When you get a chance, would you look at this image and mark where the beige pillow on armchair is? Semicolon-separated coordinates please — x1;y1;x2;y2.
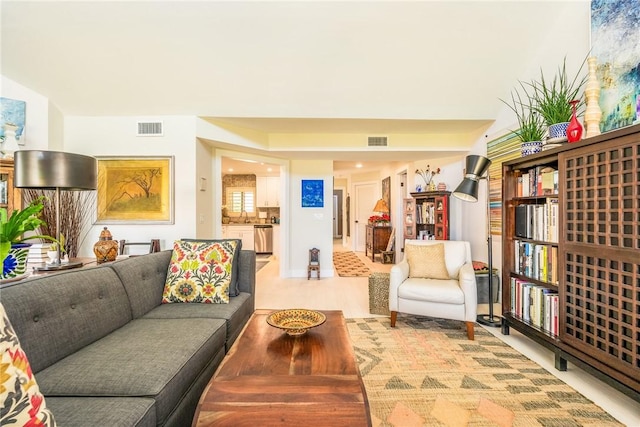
405;243;450;279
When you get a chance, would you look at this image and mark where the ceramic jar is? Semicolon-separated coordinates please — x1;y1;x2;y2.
93;227;118;264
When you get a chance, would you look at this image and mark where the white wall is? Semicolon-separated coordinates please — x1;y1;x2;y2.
195;139;214;238
288;159;333;277
1;75;54;150
64;116;198;256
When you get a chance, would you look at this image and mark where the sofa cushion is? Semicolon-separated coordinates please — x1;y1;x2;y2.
406;243;450;279
36;318;226;426
163;240;238;304
0;302;56;427
1;267;133;373
182;238;242;297
144;292;253;350
46;397;156;427
110;250;172;319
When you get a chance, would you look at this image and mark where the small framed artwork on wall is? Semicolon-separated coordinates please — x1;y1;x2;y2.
301;179;324;207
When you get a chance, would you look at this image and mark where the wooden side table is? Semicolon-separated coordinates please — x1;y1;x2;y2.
365;225;391;262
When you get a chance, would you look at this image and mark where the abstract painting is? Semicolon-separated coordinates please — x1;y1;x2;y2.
96;156;174;223
301;179;324;207
0;97;26;144
591;0;640;132
487;131;521;235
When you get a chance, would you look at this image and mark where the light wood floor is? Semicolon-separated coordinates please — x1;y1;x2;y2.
255;242;640;426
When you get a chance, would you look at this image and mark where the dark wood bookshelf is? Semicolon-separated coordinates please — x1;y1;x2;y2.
501;123;640;402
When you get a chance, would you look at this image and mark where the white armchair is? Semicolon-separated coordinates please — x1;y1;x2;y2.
389;240;477;340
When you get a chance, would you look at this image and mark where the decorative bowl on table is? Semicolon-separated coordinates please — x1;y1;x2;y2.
266;309;326;336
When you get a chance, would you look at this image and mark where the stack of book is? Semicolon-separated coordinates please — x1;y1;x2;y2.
510;278;559;336
27;243;52;264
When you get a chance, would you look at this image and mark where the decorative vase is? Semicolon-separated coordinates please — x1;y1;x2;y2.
428;181;436;191
437;182;447;191
93;227;119;264
584;56;602;138
1;123;19;158
1;243;31;280
567;100;583;143
521;140;543;157
47;250;59;264
548;122;569;140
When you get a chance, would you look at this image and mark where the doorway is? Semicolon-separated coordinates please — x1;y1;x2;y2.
354;182;377;252
333;190;343;239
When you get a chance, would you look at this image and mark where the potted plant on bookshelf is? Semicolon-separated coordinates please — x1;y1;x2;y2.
528;57;587;143
501;82;546;156
0;197;57;280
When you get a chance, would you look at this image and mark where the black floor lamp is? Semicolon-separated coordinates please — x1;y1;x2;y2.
15;150;97;271
453;154;501;327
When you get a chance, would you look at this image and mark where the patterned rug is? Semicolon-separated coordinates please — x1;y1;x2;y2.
347;316;620;427
333;251;371;277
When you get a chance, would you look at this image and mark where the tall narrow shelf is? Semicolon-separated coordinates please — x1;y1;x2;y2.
0;158;22;214
402;191;450;242
501;124;640;401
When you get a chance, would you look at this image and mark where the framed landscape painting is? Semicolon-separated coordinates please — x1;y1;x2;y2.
96;156;174;224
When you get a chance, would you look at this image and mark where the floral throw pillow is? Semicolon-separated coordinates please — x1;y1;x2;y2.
162;240;238;304
1;302;56;427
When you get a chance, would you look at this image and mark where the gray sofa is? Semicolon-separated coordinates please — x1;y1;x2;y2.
1;249;256;427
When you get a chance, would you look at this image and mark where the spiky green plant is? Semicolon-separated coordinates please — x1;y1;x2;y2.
527;57;587;126
501;82;546;142
0;197;58;267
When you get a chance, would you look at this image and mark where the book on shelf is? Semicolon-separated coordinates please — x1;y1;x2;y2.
510;277;559;337
517;166;558;197
514;240;558;284
513;199;558;243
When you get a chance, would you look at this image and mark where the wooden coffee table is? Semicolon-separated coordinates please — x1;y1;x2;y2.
192;309;371;426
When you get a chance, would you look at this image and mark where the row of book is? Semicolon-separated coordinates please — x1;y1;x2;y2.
510;278;559;337
415;202;436;225
516;166;558;197
515;199;559;242
514;240;558;284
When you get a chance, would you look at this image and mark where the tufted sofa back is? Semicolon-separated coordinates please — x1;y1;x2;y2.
1;266;133;373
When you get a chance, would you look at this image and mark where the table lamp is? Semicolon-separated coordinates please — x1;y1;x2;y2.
15;150;97;271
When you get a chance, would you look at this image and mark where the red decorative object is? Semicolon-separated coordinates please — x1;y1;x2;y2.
567;100;583;143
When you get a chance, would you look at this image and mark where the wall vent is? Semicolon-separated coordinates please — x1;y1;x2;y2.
137;121;163;136
367;136;388;147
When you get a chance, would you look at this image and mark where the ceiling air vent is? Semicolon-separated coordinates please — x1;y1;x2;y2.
367;136;388;147
137;121;163;136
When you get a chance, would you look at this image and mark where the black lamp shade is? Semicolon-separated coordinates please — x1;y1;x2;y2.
14;150;97;190
452;155;491;202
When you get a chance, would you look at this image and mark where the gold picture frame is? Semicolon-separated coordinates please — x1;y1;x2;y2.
96;156;174;224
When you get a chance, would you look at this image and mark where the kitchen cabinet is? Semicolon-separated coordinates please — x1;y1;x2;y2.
256;176;280;207
223;225;255;251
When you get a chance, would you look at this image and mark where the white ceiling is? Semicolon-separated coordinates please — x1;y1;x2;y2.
1;1;591;170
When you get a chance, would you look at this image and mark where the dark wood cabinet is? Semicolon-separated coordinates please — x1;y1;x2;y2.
0;158;22;214
501;124;640;401
365;225;391;262
403;191;450;242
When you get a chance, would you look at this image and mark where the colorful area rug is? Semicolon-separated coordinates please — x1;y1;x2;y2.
333;251;371;277
347;316;620;427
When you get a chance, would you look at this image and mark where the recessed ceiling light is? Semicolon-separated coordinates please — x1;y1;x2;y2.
356;163;363;168
228;168;234;172
267;167;273;172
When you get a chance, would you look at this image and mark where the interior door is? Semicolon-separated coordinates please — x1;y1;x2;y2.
354;182;377;252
